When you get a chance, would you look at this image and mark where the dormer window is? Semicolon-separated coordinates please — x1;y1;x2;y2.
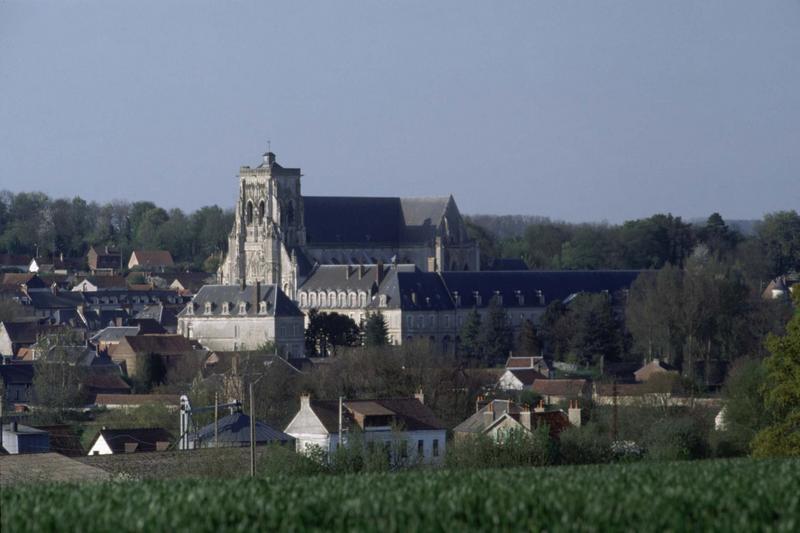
516;290;524;306
239;302;248;315
453;291;460;307
473;291;482;306
259;301;267;314
379;294;387;307
221;302;230;315
204;302;212;314
186;303;194;315
494;291;502;306
536;290;545;305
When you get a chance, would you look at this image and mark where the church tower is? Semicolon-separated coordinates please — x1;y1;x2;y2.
219;151;304;289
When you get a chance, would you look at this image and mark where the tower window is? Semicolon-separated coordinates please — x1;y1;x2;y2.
246;201;254;225
258;200;265;224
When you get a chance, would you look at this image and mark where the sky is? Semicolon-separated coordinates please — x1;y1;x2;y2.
1;1;798;223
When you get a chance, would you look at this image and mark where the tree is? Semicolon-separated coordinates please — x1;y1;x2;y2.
304;310;361;357
698;213;740;259
480;299;513;366
719;358;769;455
516;318;541;357
756;210;800;279
458;307;483;361
538;301;572;361
568;293;622;367
363;312;390;347
752;291;800;457
32;332;86;410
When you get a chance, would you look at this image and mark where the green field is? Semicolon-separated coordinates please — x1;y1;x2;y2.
2;458;799;532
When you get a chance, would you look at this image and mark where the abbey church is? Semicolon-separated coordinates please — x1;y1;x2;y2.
219;151;480;298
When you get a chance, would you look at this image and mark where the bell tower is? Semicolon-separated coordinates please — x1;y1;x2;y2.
219;151;304;286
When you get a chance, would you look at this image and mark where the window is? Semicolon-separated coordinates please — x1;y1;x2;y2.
516;290;524;306
428;315;435;328
186;303;194;315
259;301;267;314
221;302;230;315
359;292;367;306
443;315;450;328
494;291;502;306
300;292;307;307
339;293;347;307
417;439;424;457
319;292;327;307
204;302;212;314
379;294;387;307
433;439;439;457
240;302;248;314
246;201;254;224
453;291;460;307
473;291;482;306
349;293;357;307
310;293;317;307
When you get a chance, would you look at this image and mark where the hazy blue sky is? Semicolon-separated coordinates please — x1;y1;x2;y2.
1;1;798;223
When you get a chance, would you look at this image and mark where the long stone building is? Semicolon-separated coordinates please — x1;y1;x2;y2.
218;151;480;299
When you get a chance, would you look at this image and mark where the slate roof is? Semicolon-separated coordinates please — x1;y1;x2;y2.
0;320;52;345
308;397;446;434
440;270;642;308
170;272;213;293
0;254;32;269
1;273;45;289
634;359;679;382
303;196;451;246
74;275;128;290
299;264;388;293
363;266;453;311
82;373;131;393
506;368;548;386
135;304;181;329
453;399;571;438
180;284;302;318
25;289;84;309
192;412;293;446
90;326;140;344
90;428;173;453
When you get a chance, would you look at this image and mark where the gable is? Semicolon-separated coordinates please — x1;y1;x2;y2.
284;404;330;436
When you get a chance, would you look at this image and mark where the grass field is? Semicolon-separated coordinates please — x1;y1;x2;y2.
2;458;798;532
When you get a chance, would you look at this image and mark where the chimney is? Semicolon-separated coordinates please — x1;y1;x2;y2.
414;387;424;405
534;400;545;413
519;405;531;430
568;400;582;427
376;260;385;285
300;393;311;410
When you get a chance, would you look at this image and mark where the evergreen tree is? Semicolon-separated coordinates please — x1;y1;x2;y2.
516;318;541;357
480;298;513;366
459;307;483;361
363;312;390;347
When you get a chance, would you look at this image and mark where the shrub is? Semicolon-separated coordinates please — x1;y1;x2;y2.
447;426;557;469
643;416;710;461
259;445;327;477
559;422;612;465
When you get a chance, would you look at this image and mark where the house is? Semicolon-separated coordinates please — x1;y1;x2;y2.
86;427;173;455
0;254;32;273
505;355;553;377
0;320;49;357
169;272;213;295
453;398;574;442
89;326;140;352
109;334;199;378
634;359;679;382
1;422;50;454
188;411;293;449
497;368;548;391
93;393;179;410
284;392;447;463
134;303;181;333
531;379;590;405
87;246;121;275
128;250;174;272
0;363;35;405
72;275;128;292
81;373;132;402
1;272;46;292
177;282;305;356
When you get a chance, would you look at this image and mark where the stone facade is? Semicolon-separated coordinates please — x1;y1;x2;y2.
219;151;480;300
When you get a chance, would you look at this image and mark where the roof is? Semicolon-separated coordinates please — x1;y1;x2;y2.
488;258;529;271
90;326;139;343
204;351;302;375
303;196;452;246
506;368;548;386
74;275;128;290
129;250;174;269
127;319;167;334
453;399;571;438
0;363;35;385
180;284;302;318
118;334;196;355
506;356;550;369
32;425;84;456
0;254;32;268
82;373;131;392
94;394;178;407
1;273;45;289
170;272;213;293
298;264;388;293
0;320;52;345
90;428;173;453
308;397;446;433
134;303;181;328
0;453;112;486
532;379;589;398
192;412;293;445
25;289;84;309
634;359;679;382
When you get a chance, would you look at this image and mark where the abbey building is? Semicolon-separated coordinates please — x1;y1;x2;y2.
219;151;480;297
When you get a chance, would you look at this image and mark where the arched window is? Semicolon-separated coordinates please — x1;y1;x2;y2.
320;292;327;307
359;292;367;306
349;293;357;308
258;200;265;224
338;292;347;308
246;201;254;225
310;293;317;307
329;292;336;306
300;292;307;307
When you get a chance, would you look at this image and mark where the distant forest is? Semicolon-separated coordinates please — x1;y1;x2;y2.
0;191;798;285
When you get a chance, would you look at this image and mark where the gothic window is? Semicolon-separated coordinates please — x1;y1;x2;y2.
246;201;254;225
258;200;265;224
186;303;194;315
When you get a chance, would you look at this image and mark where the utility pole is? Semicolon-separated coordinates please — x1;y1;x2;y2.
250;382;256;477
338;396;343;450
214;393;219;449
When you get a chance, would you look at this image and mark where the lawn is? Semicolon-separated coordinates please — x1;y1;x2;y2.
2;458;798;532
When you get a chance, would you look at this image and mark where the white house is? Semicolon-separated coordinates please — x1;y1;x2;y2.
497;368;548;391
284;393;447;464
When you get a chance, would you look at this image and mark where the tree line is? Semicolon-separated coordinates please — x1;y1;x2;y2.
0;191;234;272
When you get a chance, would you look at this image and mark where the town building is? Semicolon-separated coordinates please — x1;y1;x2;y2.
86;428;172;455
1;422;50;454
188;411;293;449
176;283;305;356
218;151;480;299
453;399;573;442
128;250;174;272
86;246;122;275
284;393;447;463
109;334;198;378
